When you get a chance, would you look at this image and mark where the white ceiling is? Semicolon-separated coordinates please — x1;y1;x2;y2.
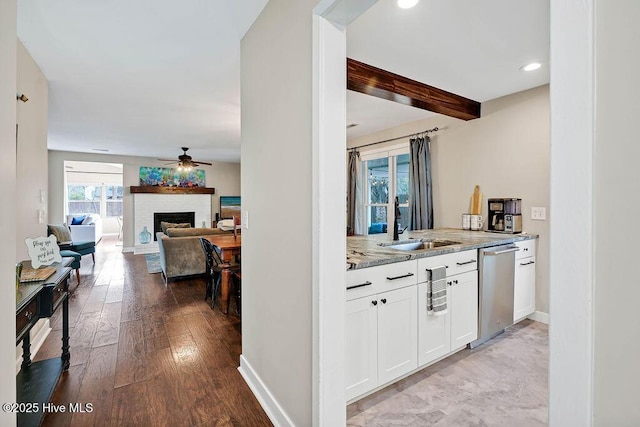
17;0;269;163
17;0;549;161
346;0;549;139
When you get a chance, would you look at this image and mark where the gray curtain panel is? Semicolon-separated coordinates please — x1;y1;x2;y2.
409;136;433;230
347;150;359;234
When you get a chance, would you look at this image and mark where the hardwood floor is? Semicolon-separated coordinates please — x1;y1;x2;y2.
34;237;271;427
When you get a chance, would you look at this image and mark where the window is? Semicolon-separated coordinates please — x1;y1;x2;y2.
67;184;123;218
67;185;101;215
65;161;123;219
362;148;410;236
105;185;123;217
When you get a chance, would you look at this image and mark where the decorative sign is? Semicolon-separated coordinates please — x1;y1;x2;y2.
25;236;62;268
139;167;206;187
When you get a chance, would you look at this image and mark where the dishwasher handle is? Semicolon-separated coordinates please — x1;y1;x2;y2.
483;246;519;256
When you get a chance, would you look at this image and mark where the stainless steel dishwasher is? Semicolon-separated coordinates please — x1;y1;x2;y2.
469;244;519;349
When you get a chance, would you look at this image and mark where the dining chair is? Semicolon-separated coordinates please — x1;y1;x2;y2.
231;271;242;315
199;238;240;310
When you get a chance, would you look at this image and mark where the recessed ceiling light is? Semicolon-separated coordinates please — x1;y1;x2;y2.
397;0;419;9
520;62;542;72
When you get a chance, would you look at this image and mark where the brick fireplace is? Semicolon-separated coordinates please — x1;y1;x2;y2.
133;193;212;254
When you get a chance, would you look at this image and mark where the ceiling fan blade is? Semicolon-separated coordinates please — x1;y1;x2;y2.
192;160;213;166
157;158;177;162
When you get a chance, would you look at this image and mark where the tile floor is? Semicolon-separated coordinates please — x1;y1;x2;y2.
347;320;548;426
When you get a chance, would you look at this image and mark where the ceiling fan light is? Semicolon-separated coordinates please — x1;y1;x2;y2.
397;0;419;9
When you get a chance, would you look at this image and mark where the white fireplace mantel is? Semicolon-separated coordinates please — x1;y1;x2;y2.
133;193;212;254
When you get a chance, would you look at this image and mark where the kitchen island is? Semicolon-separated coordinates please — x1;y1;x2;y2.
345;228;538;402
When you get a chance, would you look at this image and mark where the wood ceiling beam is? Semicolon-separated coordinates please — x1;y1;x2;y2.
347;58;481;121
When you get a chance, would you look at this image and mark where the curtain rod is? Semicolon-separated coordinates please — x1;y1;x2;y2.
348;126;439;151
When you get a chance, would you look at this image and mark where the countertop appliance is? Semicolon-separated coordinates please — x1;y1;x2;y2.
469;244;519;348
487;198;522;233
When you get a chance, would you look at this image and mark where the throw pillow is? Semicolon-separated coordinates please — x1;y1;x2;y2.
82;214;97;225
160;221;191;234
71;215;86;225
48;224;72;244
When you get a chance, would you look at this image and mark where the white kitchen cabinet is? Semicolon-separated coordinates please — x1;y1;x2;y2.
346;261;418;401
377;285;418;385
346;296;378;400
450;270;479;350
418;268;478;366
417;282;450;365
346;285;418;401
513;240;536;323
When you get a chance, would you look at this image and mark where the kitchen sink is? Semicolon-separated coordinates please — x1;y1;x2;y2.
380;239;461;251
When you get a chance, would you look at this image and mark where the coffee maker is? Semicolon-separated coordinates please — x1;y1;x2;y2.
487;198;522;233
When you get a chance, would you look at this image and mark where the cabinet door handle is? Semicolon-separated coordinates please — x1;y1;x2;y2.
347;281;372;290
520;260;536;266
24;311;33;321
371;300;378;306
381;298;387;304
455;260;476;266
447;281;452;286
386;272;414;281
453;280;458;284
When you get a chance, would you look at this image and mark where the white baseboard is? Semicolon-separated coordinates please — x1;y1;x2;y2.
528;310;549;325
238;355;295;427
16;320;52;374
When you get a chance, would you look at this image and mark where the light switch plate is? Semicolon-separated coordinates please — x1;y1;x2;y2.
531;207;546;220
242;210;249;229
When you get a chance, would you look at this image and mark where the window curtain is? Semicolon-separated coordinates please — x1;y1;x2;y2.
409;135;433;230
347;150;362;235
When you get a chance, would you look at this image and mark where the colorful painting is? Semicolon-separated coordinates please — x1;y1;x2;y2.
220;196;241;219
139;167;206;187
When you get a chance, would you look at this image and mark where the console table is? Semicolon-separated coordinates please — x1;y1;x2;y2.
16;258;72;427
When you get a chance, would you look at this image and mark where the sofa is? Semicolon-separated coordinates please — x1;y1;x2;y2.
66;213;103;243
156;227;233;283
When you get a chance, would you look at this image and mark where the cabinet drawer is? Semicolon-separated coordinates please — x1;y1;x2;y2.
417;250;478;282
514;239;536;260
347;260;417;301
16;299;38;340
39;281;67;317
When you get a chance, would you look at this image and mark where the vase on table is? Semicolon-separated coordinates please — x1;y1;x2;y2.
139;226;152;244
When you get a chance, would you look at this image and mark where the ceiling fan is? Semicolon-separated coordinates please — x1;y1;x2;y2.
157;147;212;170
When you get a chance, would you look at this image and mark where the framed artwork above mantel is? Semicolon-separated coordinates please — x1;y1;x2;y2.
129;186;215;194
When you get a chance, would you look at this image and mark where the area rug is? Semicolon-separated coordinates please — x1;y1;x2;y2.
145;253;162;274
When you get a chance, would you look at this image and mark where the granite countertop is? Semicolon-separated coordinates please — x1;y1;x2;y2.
347;228;538;270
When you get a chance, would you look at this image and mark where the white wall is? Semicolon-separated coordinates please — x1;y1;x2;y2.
48;151;240;249
241;0;317;424
592;1;640;424
16;40;48;260
15;39;52;371
0;0;18;423
349;85;550;315
549;1;640;425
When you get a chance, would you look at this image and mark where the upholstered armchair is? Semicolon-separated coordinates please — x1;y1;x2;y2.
66;213;103;243
48;224;96;263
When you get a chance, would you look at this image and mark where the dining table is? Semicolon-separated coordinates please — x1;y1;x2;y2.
204;233;241;314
